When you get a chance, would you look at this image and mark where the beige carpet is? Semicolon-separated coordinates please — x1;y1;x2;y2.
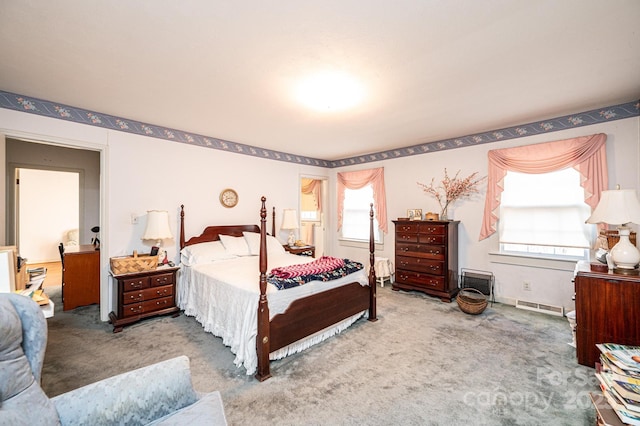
42;284;597;425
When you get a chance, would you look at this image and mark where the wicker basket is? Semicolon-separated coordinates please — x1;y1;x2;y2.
600;229;637;250
110;252;158;275
456;288;488;315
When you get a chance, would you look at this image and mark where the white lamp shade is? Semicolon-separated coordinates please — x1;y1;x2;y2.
281;209;299;230
142;210;173;240
586;189;640;225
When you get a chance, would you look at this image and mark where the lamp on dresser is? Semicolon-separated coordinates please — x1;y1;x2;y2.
142;210;173;265
281;209;299;246
586;187;640;272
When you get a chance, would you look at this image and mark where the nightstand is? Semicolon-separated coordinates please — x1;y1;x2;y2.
283;245;315;257
109;265;180;333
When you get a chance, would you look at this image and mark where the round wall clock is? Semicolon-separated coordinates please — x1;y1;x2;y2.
219;188;239;208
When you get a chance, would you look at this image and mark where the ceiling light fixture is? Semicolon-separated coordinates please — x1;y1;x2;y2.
295;71;364;112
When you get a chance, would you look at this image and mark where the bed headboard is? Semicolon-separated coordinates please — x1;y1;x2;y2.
179;204;276;248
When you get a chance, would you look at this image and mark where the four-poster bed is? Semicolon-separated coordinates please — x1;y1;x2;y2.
178;197;377;381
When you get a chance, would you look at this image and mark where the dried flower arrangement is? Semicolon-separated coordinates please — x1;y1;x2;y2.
417;169;486;219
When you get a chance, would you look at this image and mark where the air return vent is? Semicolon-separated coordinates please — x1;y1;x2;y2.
515;299;564;317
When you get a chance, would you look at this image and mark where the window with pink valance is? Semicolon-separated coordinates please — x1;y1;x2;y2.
479;133;608;241
337;167;388;234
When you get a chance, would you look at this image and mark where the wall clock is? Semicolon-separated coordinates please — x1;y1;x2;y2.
219;188;239;208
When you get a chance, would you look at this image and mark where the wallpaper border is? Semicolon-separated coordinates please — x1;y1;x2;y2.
1;90;638;168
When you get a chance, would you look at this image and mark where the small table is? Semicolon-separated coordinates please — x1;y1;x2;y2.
109;265;180;333
283;245;315;257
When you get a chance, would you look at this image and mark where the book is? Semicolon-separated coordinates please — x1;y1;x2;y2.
598;343;640;373
600;355;640;382
597;372;640;414
600;387;640;426
613;380;640;404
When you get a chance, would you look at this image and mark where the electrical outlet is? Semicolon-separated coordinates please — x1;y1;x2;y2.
131;213;138;224
523;281;531;291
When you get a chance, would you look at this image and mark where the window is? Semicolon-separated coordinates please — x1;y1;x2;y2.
499;168;594;259
341;185;381;243
336;167;388;243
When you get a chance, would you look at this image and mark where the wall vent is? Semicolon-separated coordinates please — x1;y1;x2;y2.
515;299;564;317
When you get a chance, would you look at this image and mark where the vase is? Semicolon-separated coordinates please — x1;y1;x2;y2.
440;207;448;221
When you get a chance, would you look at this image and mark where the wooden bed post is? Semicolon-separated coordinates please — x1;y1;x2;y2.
256;196;272;381
368;203;378;322
179;204;185;249
272;206;276;236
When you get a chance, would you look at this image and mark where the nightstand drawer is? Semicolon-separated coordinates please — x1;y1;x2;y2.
150;273;174;287
122;276;149;291
122;296;174;318
123;285;173;304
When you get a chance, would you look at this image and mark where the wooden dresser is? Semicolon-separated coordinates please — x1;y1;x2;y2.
109;266;180;332
392;220;459;302
574;270;640;368
62;244;100;311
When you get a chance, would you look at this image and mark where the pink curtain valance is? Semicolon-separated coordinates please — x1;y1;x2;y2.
337;167;388;234
479;133;608;240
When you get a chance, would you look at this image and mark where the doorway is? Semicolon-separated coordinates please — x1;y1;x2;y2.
17;168;80;263
300;176;328;257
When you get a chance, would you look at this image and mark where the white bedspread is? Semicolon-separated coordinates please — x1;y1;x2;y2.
177;253;369;375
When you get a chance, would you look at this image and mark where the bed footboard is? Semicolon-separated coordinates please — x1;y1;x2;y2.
255;199;377;381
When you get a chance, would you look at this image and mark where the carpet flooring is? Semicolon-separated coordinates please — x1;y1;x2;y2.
42;285;597;425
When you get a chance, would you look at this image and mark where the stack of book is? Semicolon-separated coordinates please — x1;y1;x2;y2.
595;343;640;425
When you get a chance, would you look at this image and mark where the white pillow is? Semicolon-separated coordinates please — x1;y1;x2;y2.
180;241;236;266
219;235;252;256
243;232;286;255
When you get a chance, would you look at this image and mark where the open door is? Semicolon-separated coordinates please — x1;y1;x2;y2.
300;177;327;257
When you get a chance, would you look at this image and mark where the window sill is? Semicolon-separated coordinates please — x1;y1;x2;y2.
488;251;584;272
338;238;384;250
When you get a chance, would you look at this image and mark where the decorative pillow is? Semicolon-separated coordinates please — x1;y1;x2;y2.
243;232;286;256
218;235;252;256
179;241;236;266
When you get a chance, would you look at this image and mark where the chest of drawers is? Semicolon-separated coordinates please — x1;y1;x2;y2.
109;266;180;332
392;220;459;302
575;270;640;368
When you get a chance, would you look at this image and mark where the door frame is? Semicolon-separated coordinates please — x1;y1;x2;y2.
2;129;109;321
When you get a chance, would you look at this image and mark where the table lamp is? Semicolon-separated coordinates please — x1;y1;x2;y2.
586;187;640;271
281;209;299;246
142;210;173;265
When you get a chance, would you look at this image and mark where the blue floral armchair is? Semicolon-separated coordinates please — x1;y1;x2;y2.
0;293;227;425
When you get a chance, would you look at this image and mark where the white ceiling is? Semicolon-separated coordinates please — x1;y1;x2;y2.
1;1;639;161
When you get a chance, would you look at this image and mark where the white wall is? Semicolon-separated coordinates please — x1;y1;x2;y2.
18;168;79;262
0;108;328;320
331;117;640;313
1;107;638;319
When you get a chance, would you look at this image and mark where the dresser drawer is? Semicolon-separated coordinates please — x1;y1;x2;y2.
123;285;173;305
121;276;149;291
396;255;443;274
150;272;174;287
396;232;418;243
396;243;445;260
122;295;175;318
396;270;445;291
418;234;445;245
417;223;446;235
396;223;418;233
